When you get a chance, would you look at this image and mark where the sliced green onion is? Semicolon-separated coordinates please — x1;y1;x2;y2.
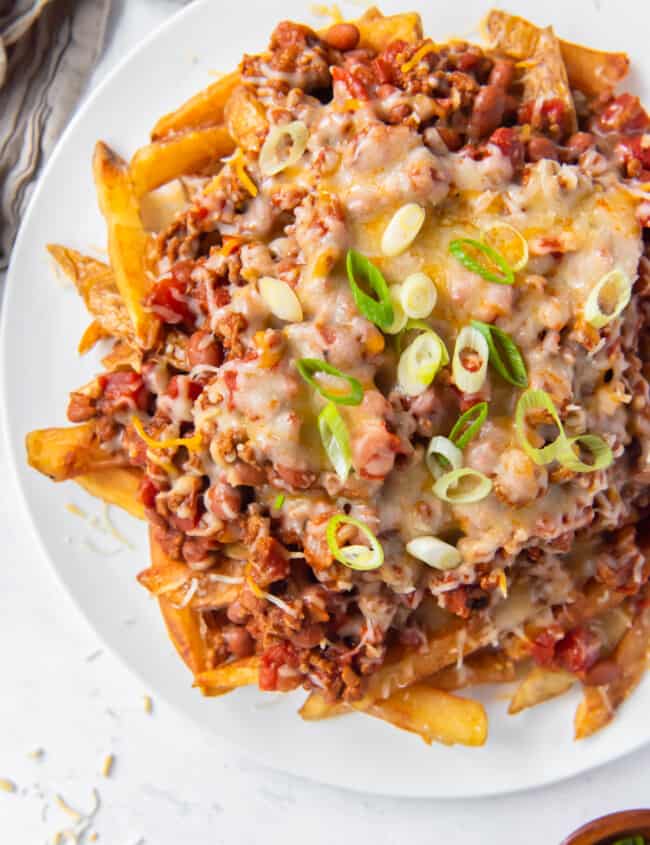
515;389;566;466
433;468;493;503
482;222;528;272
400;272;437;319
406;536;461;571
381;203;426;257
326;514;384;571
318;402;352;481
296;358;363;406
273;494;285;510
557;434;613;473
346;250;394;331
259;121;309;176
449;402;488;449
452;326;489;394
471;320;528;388
426;436;463;479
385;285;408;334
397;330;448;396
449;238;515;285
611;837;645;845
584;268;632;329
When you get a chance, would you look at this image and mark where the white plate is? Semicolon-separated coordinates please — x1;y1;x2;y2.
3;0;650;798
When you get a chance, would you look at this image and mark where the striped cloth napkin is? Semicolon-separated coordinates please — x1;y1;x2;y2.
0;0;110;274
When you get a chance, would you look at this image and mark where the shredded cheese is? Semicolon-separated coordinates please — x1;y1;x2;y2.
132;416;202;452
219;235;244;257
310;3;343;22
0;778;16;793
246;564;297;617
227;149;258;197
497;569;508;599
101;754;114;778
401;42;437;74
177;578;199;609
65;503;87;518
143;695;153;714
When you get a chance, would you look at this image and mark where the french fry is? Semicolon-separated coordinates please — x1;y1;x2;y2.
159;597;209;676
151;71;240;141
484;10;629;97
78;320;110;355
509;666;575;715
93;142;160;348
74;467;145;520
427;649;517;692
224;87;269;154
26;424;127;482
575;607;650;739
47;244;133;342
195;656;260;694
368;684;488;747
354;7;422;52
521;26;577;134
299;694;349;721
130;126;234;198
101;339;143;373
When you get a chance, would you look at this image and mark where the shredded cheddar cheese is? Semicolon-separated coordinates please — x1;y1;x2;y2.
310;3;343;23
497;569;508;599
219;236;244;257
143;695;153;714
0;778;16;793
401;42;437;74
229;149;258;197
101;754;114;778
132;416;202;452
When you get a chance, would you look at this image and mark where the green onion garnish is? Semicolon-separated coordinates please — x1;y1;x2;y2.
471;320;528;388
273;494;285;510
612;838;645;845
449;238;515;285
346;249;394;331
397;329;448;396
515;389;612;473
296;358;363;406
432;467;493;504
449;402;488;449
326;514;384;571
515;389;567;466
426;435;463;479
557;434;613;473
318;402;352;481
584;268;632;329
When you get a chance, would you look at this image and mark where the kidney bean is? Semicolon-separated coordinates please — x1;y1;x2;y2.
206;481;242;521
488;58;514;90
223;625;254;658
566;131;595;157
469;84;505;140
323;22;359;52
527;136;559;162
187;330;223;369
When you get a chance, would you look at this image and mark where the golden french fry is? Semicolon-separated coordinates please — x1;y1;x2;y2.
299;694;349;721
130;126;234;198
428;649;517;692
151;70;240;140
354;7;422;52
484;10;629;97
521;26;577;134
26;424;127;482
509;666;575;715
48;244;133;342
78;320;110;355
74;467;145;520
368;684;488;747
224;87;269;154
575;607;650;739
101;339;143;373
93;142;160;348
195;656;260;694
159;597;209;676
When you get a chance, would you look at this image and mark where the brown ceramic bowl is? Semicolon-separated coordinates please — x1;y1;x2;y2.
562;810;650;845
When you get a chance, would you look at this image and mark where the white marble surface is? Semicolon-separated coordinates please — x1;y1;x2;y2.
1;2;649;842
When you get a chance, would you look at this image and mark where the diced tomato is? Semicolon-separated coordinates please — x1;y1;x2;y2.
529;626;563;666
488;127;524;170
540;97;567;129
598;93;650;133
166;374;203;402
223;370;238;410
331;65;369;100
554;627;601;675
617;135;650;170
99;370;149;412
139;477;160;509
147;267;196;328
259;643;300;691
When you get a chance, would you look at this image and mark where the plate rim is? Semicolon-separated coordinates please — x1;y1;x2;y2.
3;0;650;798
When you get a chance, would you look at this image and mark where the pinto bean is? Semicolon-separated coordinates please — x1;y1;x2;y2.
226;599;250;625
488;58;514;90
187;330;223;368
206;481;242;521
67;391;96;422
291;624;325;649
323;22;360;52
468;84;506;140
566;131;595;158
182;536;218;568
223;624;254;658
526;136;559;163
353;425;400;479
